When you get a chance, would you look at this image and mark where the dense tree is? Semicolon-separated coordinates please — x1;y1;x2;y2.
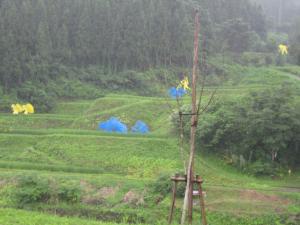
251;0;300;31
0;0;267;92
171;83;300;174
289;18;300;65
196;84;300;170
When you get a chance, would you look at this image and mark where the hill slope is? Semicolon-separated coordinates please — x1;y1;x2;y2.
0;66;299;224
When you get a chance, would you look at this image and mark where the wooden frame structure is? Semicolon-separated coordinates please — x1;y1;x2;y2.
168;174;207;225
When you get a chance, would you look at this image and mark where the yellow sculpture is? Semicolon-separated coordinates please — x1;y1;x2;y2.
11;104;24;115
23;103;34;114
178;76;190;91
11;103;34;115
278;44;288;55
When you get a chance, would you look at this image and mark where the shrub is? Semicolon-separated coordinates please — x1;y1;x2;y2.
265;55;273;66
276;54;286;66
246;161;280;177
58;183;81;203
177;84;300;174
13;174;83;206
17;82;56;112
240;52;275;67
149;173;185;199
0;95;16;112
14;174;51;206
49;78;104;99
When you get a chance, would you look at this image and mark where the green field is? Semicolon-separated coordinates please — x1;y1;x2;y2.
0;66;299;224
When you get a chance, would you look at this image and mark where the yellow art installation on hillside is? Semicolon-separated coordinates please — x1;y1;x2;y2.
178;76;190;91
23;103;34;114
11;103;34;115
278;44;288;55
11;104;23;115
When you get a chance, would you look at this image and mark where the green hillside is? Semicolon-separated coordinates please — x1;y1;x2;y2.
0;66;300;224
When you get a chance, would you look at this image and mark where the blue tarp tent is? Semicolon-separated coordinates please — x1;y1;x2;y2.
99;117;128;133
168;87;187;99
131;120;149;134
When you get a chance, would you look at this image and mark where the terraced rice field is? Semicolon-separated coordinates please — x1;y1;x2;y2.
0;66;299;224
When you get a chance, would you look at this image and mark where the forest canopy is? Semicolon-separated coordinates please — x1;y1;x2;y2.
0;0;299;113
0;0;267;92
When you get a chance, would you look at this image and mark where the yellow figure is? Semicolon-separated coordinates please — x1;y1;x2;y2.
11;104;24;115
278;44;288;55
23;103;34;115
11;103;34;115
177;76;190;91
11;104;18;115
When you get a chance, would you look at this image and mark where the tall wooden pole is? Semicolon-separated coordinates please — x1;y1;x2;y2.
181;9;200;225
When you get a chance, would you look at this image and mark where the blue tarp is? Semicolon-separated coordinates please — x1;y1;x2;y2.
131;120;150;134
99;117;128;133
168;87;187;99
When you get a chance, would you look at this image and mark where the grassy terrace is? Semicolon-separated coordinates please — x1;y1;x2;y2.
0;66;299;224
0;208;141;225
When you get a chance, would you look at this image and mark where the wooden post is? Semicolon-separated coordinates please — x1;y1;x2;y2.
196;175;207;225
181;9;200;225
168;174;179;224
179;111;186;171
187;174;193;224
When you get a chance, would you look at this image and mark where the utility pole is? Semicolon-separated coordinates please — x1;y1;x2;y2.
181;9;200;225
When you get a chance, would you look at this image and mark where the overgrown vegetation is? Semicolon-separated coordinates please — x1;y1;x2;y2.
173;82;300;176
12;174;82;207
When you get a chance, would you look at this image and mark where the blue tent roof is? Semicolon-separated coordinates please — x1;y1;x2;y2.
99;117;128;133
131;120;149;134
168;87;187;99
